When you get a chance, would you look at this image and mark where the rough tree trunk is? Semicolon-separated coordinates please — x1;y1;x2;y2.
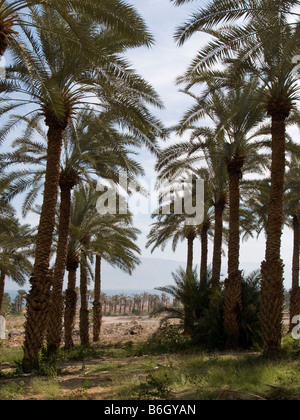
0;272;6;315
224;161;243;349
200;222;209;285
261;114;287;355
23;123;65;372
64;258;79;350
80;251;89;346
47;182;72;354
212;198;226;289
93;255;102;342
289;214;300;331
186;233;195;273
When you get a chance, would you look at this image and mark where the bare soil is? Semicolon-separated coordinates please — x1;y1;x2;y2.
4;311;290;348
4;313;162;348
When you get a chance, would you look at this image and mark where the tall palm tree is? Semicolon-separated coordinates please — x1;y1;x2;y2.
171;0;300;354
47;110;145;353
156;128;228;288
147;171;213;278
0;9;163;370
91;216;141;342
285;158;300;330
172;76;266;346
64;186;141;347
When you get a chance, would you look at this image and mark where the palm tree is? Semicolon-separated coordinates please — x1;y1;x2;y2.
64;186;96;349
0;9;163;370
46;110;146;353
147;207;197;274
148;162;213;275
91;216;141;342
63;186;141;347
154;266;211;338
172;76;266;346
13;290;27;315
156;130;228;288
93;255;102;342
285;158;300;330
171;0;300;354
0;0;154;58
245;154;300;333
0;217;34;314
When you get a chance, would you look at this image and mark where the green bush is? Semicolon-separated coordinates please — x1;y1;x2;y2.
154;267;263;351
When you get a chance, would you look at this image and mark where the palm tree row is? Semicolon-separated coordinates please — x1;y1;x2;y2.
151;0;300;354
0;2;165;371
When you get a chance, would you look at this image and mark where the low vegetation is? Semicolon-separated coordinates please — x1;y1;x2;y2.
1;327;300;400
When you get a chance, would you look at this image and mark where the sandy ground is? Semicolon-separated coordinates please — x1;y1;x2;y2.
4;314;162;348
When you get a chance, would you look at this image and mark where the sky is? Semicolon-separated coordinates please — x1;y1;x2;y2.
5;0;298;291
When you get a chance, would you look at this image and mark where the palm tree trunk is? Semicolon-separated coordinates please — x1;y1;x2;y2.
261;115;286;355
200;222;209;285
224;164;243;348
23;124;65;372
289;214;300;331
64;258;79;350
212;198;226;289
93;255;102;342
80;251;89;346
186;233;195;272
0;272;6;315
47;183;72;354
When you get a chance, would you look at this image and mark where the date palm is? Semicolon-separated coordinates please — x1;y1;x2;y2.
0;0;154;58
171;0;300;354
172;76;266;347
285;157;300;330
0;9;163;370
147;169;213;277
64;185;140;347
91;216;141;342
156;127;228;288
47;110;144;353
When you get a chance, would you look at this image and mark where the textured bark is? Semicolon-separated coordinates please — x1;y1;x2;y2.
289;215;300;331
224;163;243;348
23;124;65;372
64;263;78;351
0;272;6;315
80;252;89;346
93;256;102;342
46;183;72;354
261;115;287;355
261;259;284;353
200;222;209;285
186;233;196;273
212;198;226;289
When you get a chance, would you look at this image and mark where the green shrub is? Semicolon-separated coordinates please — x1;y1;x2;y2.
154;267;263;351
